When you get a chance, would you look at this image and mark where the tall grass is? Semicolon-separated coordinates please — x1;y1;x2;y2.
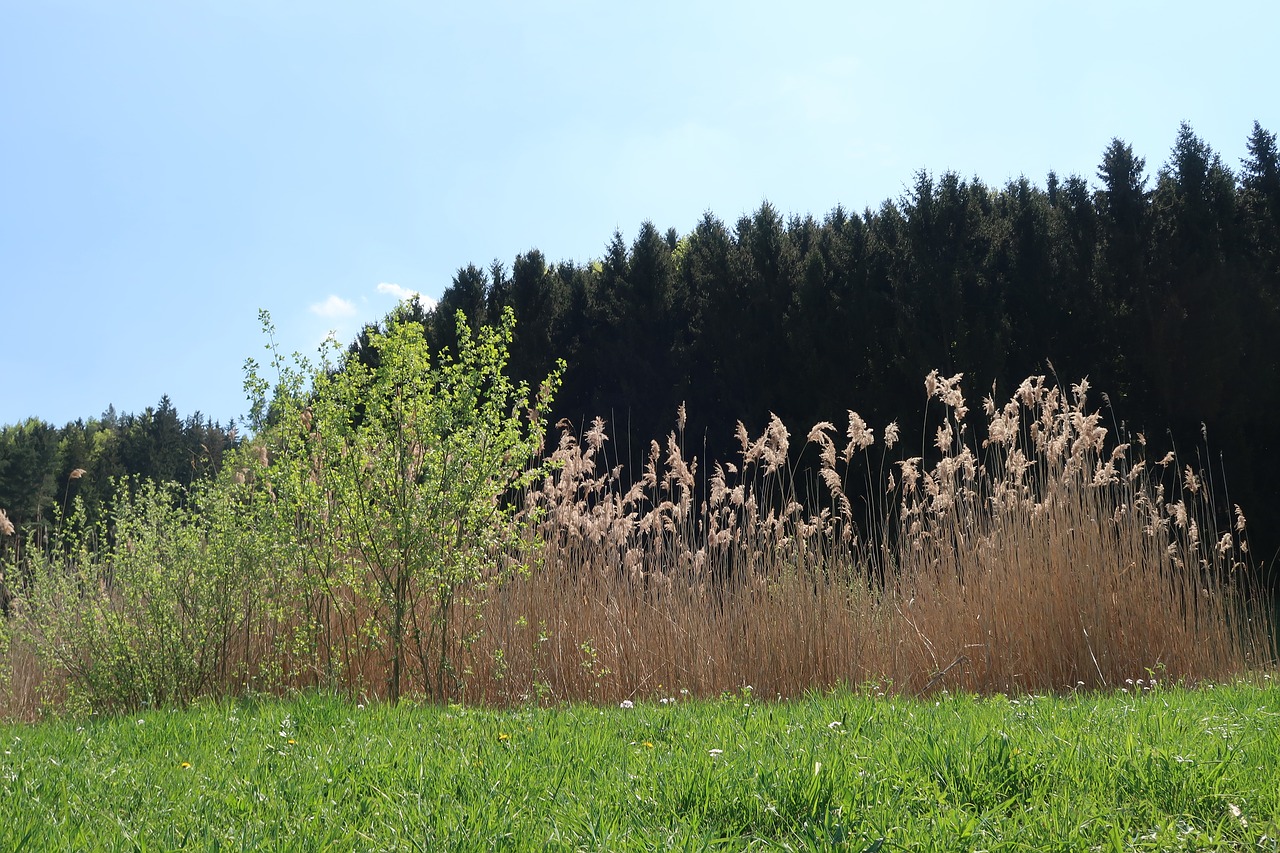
0;372;1272;715
462;372;1271;703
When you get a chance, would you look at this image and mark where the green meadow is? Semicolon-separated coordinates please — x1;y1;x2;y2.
3;683;1278;851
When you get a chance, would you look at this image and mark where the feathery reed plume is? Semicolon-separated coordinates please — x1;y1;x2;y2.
468;371;1270;706
883;421;900;450
0;508;13;537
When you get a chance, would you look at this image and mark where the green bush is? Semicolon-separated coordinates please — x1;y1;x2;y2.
0;306;556;713
10;480;260;713
245;306;561;702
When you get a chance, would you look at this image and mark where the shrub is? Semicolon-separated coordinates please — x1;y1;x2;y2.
8;480;259;714
244;306;561;702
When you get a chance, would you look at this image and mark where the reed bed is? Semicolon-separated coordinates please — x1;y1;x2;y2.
0;372;1272;715
454;372;1271;704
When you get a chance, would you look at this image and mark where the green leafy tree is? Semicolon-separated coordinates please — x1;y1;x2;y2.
248;306;560;702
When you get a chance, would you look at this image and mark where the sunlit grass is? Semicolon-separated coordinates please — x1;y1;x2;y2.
2;683;1278;850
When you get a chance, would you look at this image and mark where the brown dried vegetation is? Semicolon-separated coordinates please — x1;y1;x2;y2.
460;371;1272;703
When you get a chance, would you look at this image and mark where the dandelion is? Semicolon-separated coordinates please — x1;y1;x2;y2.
180;762;192;769
498;733;510;742
643;741;654;749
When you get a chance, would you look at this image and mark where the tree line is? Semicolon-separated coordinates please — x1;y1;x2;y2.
384;121;1278;572
3;120;1278;572
0;396;237;549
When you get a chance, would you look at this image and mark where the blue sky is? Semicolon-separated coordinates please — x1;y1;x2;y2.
3;1;1277;428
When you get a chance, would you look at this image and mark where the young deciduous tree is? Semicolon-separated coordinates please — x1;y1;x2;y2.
247;306;560;702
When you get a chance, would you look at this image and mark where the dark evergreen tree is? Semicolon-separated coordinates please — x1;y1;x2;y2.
0;419;59;535
1148;124;1241;425
1241;121;1280;283
431;263;492;355
1095;138;1152;411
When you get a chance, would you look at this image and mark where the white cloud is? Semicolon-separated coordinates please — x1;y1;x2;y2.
310;295;357;319
377;281;413;300
377;282;437;310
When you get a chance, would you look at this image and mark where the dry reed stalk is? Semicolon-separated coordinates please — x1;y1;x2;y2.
0;635;51;720
456;371;1272;704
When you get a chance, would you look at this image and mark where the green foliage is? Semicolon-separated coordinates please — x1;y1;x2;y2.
5;121;1280;714
9;479;261;714
0;401;236;566
0;305;559;714
247;306;561;702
